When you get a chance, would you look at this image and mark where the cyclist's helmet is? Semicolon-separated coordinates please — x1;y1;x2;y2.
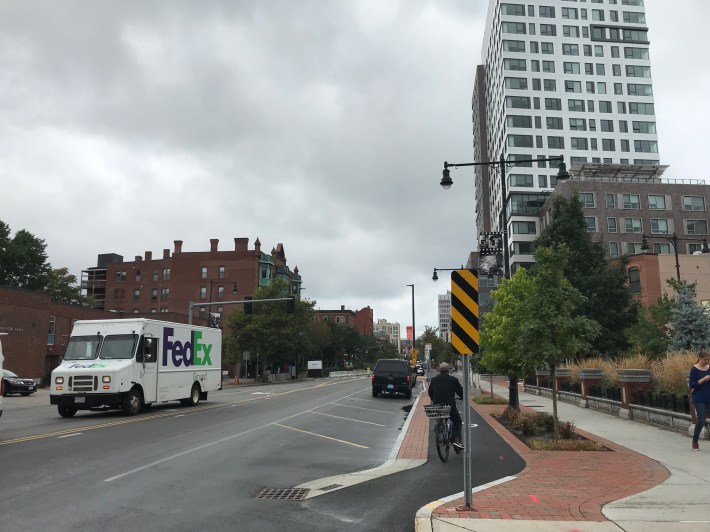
438;362;451;372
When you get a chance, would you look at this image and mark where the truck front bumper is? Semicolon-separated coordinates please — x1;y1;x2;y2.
50;393;122;409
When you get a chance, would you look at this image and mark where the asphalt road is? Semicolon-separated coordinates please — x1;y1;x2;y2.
0;377;524;531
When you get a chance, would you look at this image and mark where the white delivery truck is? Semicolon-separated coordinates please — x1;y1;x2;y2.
50;319;222;417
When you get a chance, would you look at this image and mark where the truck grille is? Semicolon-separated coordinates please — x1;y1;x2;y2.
70;375;98;392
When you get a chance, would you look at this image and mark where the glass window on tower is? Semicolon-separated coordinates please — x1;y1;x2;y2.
686;220;709;235
609;242;619;258
683;196;706;212
650;219;669;235
648;195;667;210
579;192;595;208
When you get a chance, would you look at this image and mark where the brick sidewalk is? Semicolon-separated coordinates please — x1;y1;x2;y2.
430;395;670;521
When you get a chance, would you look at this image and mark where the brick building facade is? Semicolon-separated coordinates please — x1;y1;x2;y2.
0;287;117;384
83;237;302;326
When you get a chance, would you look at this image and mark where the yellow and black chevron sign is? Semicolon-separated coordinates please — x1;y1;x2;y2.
451;269;479;355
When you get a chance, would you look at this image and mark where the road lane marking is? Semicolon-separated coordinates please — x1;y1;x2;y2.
308;411;386;426
273;423;369;449
330;403;396;414
0;381;362;447
103;386;372;481
57;433;82;439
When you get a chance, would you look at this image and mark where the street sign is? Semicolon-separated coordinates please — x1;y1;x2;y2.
450;269;479;354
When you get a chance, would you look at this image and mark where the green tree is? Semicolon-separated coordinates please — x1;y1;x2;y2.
0;221;52;290
670;282;710;351
224;280;315;376
521;246;601;436
0;220;89;305
626;293;674;358
46;267;91;306
416;326;454;367
535;193;638;357
480;263;538;410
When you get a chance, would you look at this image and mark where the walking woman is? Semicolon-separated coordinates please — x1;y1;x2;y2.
689;351;710;450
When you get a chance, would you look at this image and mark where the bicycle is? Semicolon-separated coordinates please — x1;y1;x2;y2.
425;404;456;462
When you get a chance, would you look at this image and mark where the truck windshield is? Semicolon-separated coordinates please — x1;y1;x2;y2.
100;334;138;360
64;335;101;361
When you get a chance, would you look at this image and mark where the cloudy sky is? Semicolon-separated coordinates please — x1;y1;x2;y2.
1;0;707;335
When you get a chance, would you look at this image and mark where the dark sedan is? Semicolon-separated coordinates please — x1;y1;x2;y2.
2;369;37;396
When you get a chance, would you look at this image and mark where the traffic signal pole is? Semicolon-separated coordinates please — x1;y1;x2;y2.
187;297;295;325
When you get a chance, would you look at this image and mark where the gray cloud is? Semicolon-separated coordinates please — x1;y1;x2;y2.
0;0;706;333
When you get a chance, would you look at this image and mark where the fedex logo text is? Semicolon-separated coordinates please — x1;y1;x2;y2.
162;328;213;368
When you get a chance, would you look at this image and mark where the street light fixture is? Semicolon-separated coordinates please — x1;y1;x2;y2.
440;155;570;278
640;233;710;282
432;266;465;282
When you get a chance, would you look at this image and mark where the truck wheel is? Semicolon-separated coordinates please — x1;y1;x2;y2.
122;388;143;416
405;390;412;399
187;383;201;406
372;388;379;398
58;405;77;418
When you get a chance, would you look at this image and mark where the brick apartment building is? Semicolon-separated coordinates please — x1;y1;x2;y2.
82;237;302;326
315;305;374;337
540;165;710;306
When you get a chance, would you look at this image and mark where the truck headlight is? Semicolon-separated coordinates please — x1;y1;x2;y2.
102;376;111;383
55;376;64;384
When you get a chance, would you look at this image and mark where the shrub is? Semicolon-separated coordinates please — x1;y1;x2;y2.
533;412;555;432
527;438;606;451
651;351;697;394
558;420;576;439
513;414;538;436
501;406;521;424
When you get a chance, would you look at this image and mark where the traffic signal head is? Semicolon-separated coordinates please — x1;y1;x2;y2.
244;295;253;314
286;296;295;314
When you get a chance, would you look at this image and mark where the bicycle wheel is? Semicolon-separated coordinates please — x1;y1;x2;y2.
435;419;450;462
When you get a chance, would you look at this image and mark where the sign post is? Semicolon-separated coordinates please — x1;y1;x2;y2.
450;269;479;509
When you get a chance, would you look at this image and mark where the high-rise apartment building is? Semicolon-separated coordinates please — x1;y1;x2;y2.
374;319;401;352
437;291;451;342
474;0;658;273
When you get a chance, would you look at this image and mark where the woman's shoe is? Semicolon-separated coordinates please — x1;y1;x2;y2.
692;441;700;450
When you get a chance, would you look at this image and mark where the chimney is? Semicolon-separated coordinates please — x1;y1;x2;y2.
145;251;152;261
210;239;219;253
341;305;345;311
254;237;261;254
163;248;170;259
234;237;249;252
174;240;183;254
135;256;142;262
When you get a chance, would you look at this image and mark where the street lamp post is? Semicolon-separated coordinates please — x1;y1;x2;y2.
405;284;415;363
439;154;569;510
440;155;569;405
641;233;710;282
441;154;570;279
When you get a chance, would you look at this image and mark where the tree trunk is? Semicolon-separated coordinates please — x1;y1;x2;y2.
508;374;519;410
551;364;559;439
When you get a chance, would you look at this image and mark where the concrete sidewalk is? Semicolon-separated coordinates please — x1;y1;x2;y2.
415;381;710;532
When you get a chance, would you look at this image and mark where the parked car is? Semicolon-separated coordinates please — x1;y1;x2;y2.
415;364;425;376
2;369;37;396
371;359;414;398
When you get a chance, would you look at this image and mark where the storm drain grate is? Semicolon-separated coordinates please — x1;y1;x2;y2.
254;488;309;501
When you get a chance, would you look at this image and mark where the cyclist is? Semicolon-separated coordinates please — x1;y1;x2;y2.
427;362;464;450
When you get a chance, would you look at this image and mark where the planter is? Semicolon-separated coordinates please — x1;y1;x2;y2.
579;369;604;379
579;369;604;406
617;369;652;383
617;369;652;409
